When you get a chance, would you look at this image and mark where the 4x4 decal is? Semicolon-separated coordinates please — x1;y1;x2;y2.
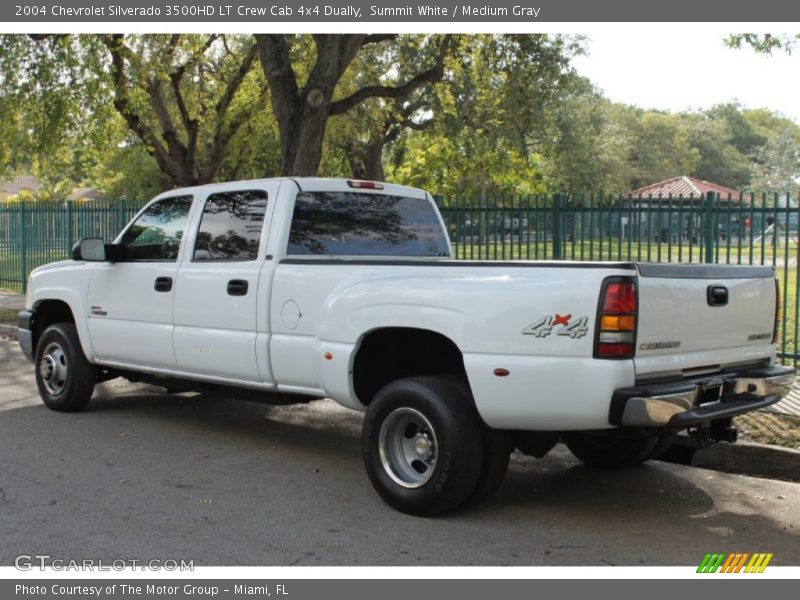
522;314;589;339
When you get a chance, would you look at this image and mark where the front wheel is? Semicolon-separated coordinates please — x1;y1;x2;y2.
563;431;659;468
35;323;95;412
361;376;484;516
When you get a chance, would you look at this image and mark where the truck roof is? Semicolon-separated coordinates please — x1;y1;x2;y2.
150;177;428;201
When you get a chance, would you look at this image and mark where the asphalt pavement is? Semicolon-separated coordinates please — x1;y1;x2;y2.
1;340;798;566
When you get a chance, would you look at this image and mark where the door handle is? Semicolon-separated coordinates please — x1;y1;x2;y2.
227;279;249;296
707;285;728;307
154;277;173;292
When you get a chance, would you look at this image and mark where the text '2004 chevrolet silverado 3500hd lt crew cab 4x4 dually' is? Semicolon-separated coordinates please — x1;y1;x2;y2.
17;178;796;515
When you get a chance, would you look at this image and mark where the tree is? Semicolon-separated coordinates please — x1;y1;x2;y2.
0;35;121;183
387;35;584;197
681;104;759;189
99;34;268;186
327;36;445;181
1;34;271;188
726;34;799;54
749;127;800;191
543;81;631;193
254;34;451;176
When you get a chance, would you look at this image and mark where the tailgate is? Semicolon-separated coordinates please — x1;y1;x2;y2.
634;264;777;377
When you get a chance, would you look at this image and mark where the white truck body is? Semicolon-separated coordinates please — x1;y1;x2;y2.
18;177;795;514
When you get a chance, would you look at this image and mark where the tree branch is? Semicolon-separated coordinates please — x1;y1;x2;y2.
362;34;398;46
254;34;300;126
328;35;451;116
100;35;173;174
168;34;218;170
201;44;263;182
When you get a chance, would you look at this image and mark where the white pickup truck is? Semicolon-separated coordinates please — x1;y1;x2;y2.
18;178;795;515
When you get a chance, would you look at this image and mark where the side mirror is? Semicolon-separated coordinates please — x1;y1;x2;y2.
71;238;107;262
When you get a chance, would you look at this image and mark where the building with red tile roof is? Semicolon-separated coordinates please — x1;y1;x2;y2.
628;176;741;204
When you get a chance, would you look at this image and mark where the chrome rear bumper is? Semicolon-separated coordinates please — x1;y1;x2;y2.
609;365;796;428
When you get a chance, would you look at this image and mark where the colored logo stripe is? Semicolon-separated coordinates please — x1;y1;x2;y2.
697;553;772;573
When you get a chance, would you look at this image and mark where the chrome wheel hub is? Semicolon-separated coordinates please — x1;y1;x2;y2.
378;407;438;489
40;342;68;395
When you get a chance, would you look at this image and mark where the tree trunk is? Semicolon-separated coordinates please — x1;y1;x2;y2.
342;134;386;181
255;34;449;178
279;98;330;176
363;137;385;181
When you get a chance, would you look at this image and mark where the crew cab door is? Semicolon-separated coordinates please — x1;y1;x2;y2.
172;186;275;383
87;195;193;368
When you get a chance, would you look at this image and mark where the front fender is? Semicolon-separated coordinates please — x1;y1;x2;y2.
29;284;95;362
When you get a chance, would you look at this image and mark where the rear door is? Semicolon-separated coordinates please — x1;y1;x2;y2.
634;263;777;378
172;186;274;383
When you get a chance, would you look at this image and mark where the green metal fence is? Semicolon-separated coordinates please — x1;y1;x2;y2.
1;192;798;366
0;200;143;291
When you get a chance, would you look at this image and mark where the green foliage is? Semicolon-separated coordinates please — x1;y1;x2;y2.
2;34;800;200
726;34;800;55
1;34;270;191
0;35;121;183
96;141;172;200
2;179;74;203
749;127;800;191
387;34;583;198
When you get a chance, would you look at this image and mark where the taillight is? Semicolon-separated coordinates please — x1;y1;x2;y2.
347;179;384;190
773;278;780;344
595;277;637;359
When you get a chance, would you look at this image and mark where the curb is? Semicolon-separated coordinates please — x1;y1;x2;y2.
661;440;800;483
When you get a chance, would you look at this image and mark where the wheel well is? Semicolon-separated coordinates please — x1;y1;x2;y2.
32;300;75;352
352;327;468;404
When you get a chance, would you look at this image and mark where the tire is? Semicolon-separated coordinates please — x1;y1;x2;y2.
448;377;512;506
34;323;95;412
563;431;659;468
361;376;484;516
465;426;512;506
647;433;678;461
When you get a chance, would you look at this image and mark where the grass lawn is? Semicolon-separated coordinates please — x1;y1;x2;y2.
0;307;18;325
737;412;800;450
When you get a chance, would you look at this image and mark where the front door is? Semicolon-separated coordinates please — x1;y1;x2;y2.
172;188;271;383
87;195;193;368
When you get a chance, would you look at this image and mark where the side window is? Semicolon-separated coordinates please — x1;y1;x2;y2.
193;190;268;261
119;195;193;261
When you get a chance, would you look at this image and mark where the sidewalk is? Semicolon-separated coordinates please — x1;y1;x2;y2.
0;291;25;310
768;388;800;417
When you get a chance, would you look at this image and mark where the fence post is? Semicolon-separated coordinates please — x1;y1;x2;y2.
19;202;28;292
704;191;715;264
552;193;563;260
116;200;126;236
66;200;74;253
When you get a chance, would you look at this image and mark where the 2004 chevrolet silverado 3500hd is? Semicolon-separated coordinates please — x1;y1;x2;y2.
17;178;796;515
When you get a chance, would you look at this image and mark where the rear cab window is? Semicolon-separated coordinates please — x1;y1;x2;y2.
287;191;449;257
